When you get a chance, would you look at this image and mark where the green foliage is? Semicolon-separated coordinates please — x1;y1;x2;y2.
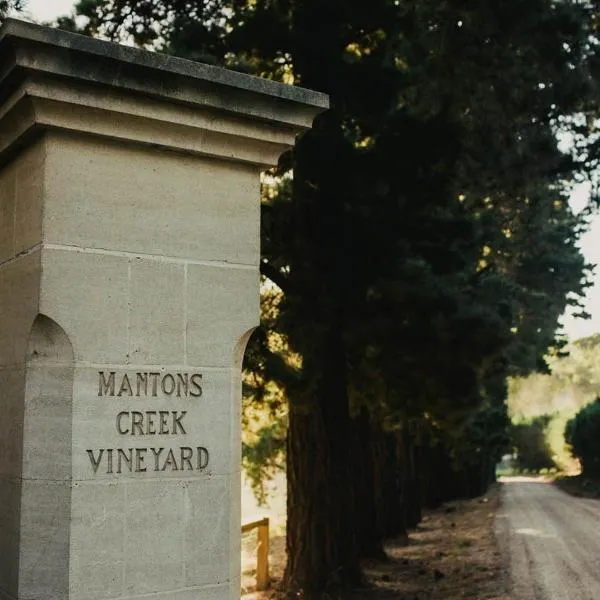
242;422;286;506
240;292;291;505
566;398;600;477
455;403;511;467
511;415;556;472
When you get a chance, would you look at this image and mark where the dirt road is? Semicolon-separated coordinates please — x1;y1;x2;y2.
497;477;600;599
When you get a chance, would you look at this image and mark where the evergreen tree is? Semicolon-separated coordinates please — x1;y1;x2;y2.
566;399;600;477
512;415;556;472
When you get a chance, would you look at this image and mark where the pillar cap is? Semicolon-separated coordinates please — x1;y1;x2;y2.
0;19;329;167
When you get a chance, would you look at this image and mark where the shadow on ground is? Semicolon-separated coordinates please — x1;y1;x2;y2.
243;484;512;599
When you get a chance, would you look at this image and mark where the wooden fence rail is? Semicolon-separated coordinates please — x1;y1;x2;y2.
241;517;270;591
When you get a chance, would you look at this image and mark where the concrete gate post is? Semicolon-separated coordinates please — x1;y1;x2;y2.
0;19;327;600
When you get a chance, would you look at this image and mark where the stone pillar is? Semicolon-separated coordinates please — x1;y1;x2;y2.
0;19;327;600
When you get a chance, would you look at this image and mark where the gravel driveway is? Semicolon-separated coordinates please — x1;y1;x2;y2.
496;477;600;599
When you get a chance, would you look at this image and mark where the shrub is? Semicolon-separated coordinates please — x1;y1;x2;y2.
565;399;600;477
511;415;555;472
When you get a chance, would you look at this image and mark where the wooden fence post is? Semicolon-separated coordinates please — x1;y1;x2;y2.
242;517;270;591
256;518;270;591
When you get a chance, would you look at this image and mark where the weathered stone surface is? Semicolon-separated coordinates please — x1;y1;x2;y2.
43;135;261;264
0;250;41;367
40;246;130;363
186;264;260;367
0;161;15;263
0;18;328;600
14;142;44;255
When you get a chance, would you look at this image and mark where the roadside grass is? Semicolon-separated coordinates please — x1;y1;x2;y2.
554;473;600;499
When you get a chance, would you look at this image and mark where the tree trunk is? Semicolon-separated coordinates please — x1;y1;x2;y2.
351;409;385;558
490;457;498;484
421;440;445;510
284;332;363;596
373;427;407;540
403;429;422;529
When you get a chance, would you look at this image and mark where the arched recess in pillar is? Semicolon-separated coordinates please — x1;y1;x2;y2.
233;325;259;466
18;313;74;600
232;326;259;461
232;325;259;586
233;326;259;373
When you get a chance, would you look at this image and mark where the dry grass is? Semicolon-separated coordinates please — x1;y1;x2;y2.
243;484;511;600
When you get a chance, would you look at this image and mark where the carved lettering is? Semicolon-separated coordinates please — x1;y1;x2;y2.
181;446;193;471
107;448;114;474
115;411;189;435
117;374;133;397
151;447;164;470
116;412;129;434
173;411;187;434
176;373;188;397
92;369;208;476
87;449;104;473
190;373;203;397
161;373;176;395
117;448;133;473
159;411;169;434
136;372;148;396
135;448;147;472
87;446;210;474
161;448;179;471
197;447;209;470
146;410;157;435
149;372;160;396
98;372;115;396
131;411;144;435
98;371;203;398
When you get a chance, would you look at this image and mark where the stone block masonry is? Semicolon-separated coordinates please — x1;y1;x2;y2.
0;19;328;600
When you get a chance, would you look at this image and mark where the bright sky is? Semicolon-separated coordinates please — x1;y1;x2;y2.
21;0;75;21
560;182;600;340
17;0;600;342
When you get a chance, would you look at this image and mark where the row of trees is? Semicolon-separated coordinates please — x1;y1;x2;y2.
10;0;600;596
